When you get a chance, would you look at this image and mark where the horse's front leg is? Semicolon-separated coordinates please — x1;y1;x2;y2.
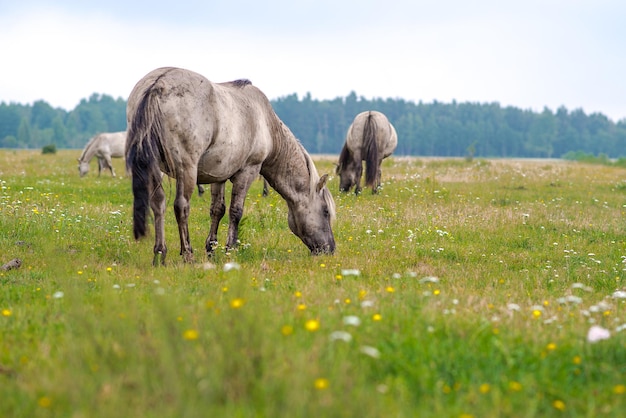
104;156;116;177
150;180;167;266
173;175;196;263
97;158;104;177
205;182;226;256
225;166;260;250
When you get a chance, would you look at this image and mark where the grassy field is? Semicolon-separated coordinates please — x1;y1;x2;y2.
2;150;626;417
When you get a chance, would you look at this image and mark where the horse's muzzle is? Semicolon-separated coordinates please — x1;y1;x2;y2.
310;243;335;255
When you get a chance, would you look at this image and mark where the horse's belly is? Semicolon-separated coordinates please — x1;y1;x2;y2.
196;154;243;183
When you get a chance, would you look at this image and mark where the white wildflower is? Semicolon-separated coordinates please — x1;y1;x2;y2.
343;316;361;326
223;262;240;272
360;346;381;359
587;325;611;343
507;303;521;312
360;300;375;308
557;296;583;304
329;331;352;342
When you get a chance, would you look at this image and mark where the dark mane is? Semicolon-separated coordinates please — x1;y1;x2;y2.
232;79;252;87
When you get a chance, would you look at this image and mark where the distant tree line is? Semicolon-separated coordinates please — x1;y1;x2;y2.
2;91;626;158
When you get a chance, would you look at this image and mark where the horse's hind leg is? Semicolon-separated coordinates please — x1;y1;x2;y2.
174;176;196;263
355;161;364;195
205;182;226;255
151;181;168;266
372;163;383;194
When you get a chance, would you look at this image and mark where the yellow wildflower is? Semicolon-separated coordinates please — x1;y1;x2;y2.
305;319;320;332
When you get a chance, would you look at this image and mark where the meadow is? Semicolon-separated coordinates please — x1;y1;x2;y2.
1;150;626;417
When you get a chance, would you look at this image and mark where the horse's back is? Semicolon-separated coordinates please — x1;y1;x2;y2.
348;111;397;157
102;131;126;157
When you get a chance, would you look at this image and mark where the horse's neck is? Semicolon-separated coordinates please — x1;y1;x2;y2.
262;129;313;204
79;137;100;162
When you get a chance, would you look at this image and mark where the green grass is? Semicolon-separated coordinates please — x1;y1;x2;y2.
2;151;626;417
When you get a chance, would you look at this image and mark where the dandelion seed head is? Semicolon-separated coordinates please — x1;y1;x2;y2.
360;345;381;359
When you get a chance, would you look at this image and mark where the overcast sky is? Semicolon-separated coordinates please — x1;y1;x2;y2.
1;1;625;121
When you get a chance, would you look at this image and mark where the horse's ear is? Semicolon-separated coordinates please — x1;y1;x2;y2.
316;173;329;193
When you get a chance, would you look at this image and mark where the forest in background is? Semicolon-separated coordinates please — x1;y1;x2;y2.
1;91;626;158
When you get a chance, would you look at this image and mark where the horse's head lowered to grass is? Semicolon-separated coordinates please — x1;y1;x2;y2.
125;67;335;265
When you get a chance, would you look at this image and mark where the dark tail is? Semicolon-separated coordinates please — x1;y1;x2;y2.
363;112;379;188
125;87;169;240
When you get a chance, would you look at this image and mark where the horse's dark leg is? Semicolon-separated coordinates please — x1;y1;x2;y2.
355;161;364;195
262;177;269;197
173;175;195;263
226;166;260;250
97;158;103;177
373;164;383;194
150;180;167;266
206;182;226;256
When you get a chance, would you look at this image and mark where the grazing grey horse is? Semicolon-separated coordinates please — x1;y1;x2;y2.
78;131;126;177
336;111;397;194
126;67;336;265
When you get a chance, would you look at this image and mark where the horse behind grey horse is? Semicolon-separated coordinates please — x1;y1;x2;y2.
336;111;398;194
125;67;336;265
78;131;126;177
